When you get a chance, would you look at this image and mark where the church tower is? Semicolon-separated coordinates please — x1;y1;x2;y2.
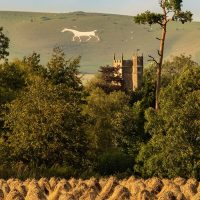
113;53;143;91
132;54;143;90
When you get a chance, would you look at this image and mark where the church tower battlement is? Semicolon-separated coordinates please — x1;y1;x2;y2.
113;53;143;91
132;54;143;90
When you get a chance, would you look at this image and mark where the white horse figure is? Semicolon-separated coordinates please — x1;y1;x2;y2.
61;28;100;42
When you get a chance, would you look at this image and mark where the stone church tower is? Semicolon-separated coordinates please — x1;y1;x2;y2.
113;53;143;91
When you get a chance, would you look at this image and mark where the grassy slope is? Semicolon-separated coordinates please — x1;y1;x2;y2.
0;11;200;73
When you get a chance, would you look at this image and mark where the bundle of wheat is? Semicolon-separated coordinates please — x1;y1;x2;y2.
79;188;98;200
137;189;155;200
25;180;46;200
157;191;176;200
0;180;6;188
5;189;24;200
109;185;131;200
129;179;146;199
197;184;200;193
158;181;184;199
0;189;4;200
23;179;31;190
38;178;51;197
85;178;101;193
48;180;72;200
58;192;75;200
16;185;27;198
118;179;128;188
7;179;26;198
191;193;200;200
49;178;58;192
71;188;85;199
173;177;186;186
96;177;118;200
145;177;163;195
68;178;78;189
180;178;198;199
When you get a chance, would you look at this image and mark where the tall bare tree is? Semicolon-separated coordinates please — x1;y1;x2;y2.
134;0;192;110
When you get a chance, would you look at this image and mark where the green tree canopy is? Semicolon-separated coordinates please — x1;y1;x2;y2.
162;54;199;86
0;62;26;134
0;62;26;104
0;27;9;61
83;88;146;156
135;65;200;178
86;65;124;94
3;76;89;167
47;47;82;91
23;52;47;77
1;47;90;169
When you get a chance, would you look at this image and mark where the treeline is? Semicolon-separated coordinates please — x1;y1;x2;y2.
0;28;200;179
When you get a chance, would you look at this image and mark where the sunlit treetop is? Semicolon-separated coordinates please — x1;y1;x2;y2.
134;0;192;26
0;27;10;61
162;0;183;11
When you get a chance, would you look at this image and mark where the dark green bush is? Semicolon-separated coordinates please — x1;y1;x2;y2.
0;163;77;180
97;150;134;176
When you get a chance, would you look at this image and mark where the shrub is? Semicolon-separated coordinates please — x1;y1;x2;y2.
0;163;77;180
97;150;134;176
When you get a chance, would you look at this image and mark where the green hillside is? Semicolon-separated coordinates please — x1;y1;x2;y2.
1;11;200;73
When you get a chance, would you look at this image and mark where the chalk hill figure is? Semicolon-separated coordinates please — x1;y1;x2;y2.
61;28;100;42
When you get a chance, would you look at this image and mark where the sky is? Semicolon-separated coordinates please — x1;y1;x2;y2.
0;0;199;21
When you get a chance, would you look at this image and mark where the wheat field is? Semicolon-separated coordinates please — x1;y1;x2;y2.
0;176;199;200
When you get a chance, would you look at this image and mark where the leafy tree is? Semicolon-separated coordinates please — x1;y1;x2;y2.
3;76;89;168
131;62;156;109
134;0;192;110
47;47;82;91
162;54;198;86
23;52;47;77
97;65;124;93
0;27;9;61
135;65;200;178
0;63;26;101
1;48;90;169
83;88;145;156
86;65;124;94
83;89;126;152
128;63;156;146
133;55;198;109
0;62;26;133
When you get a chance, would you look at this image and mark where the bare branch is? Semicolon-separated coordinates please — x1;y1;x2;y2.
159;0;164;8
156;37;161;41
148;55;158;65
157;22;163;26
157;50;161;56
166;10;173;15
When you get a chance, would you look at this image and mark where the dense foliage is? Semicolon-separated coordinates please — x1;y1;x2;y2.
0;27;9;61
86;65;124;94
135;64;200;178
0;31;199;179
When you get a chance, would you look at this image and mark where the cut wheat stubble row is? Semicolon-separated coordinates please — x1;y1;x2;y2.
0;176;199;200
